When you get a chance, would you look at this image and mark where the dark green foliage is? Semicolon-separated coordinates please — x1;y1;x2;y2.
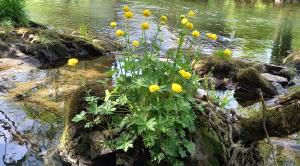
0;0;28;26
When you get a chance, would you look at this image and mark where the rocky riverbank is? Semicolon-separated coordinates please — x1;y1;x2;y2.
0;25;117;165
1;24;300;165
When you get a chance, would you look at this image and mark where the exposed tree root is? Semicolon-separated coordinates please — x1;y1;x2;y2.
198;90;300;165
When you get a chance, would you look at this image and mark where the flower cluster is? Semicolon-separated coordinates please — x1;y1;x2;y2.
206;32;218;41
73;6;213;165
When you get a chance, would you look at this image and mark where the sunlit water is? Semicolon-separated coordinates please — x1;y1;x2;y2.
0;56;113;165
26;0;300;64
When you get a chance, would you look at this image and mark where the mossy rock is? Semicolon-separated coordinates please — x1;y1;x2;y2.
278;67;297;81
0;27;117;68
234;67;277;101
194;56;264;79
283;50;300;70
59;83;115;165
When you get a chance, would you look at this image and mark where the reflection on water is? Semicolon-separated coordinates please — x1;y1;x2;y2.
0;56;113;165
26;0;300;64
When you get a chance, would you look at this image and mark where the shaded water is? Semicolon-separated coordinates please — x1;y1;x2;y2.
26;0;300;64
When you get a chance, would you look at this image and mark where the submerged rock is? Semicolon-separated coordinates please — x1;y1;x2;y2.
234;67;278;101
261;73;288;86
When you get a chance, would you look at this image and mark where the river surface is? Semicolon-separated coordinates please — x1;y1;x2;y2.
1;0;300;165
26;0;300;64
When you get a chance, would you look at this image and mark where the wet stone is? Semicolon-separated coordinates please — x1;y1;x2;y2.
261;73;288;86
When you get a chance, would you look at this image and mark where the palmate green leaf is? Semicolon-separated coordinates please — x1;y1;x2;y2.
85;95;100;104
135;115;157;133
116;134;134;152
146;118;157;131
114;95;128;105
99;101;116;115
184;140;196;155
143;132;157;147
72;111;86;122
87;103;101;115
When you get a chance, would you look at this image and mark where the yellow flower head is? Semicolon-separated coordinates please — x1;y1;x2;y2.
115;30;125;37
180;15;186;19
110;21;117;29
149;84;160;93
176;37;180;44
188;10;196;17
181;18;188;25
124;11;134;19
143;9;151;17
224;49;232;56
141;22;150;30
160;15;168;24
186;22;194;30
172;83;183;93
132;40;140;47
210;34;218;40
192;30;200;38
123;5;130;12
67;58;79;67
206;33;218;41
179;69;192;79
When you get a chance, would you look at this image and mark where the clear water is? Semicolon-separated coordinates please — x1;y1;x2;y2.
26;0;300;64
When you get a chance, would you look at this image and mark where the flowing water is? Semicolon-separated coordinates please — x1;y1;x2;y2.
26;0;300;63
1;0;300;165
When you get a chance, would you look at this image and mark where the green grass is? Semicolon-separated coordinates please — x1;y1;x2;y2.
0;0;28;26
0;19;13;31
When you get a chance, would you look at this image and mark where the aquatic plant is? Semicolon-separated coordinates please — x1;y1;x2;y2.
0;0;28;26
71;6;232;165
78;23;90;39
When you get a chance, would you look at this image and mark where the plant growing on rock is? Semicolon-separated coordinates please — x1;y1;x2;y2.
0;0;28;26
71;6;223;165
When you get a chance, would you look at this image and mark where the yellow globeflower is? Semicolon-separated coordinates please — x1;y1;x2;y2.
115;30;125;37
206;33;218;41
192;30;200;38
124;11;134;19
110;21;117;29
186;22;194;30
181;18;188;25
123;5;130;12
179;69;192;79
188;10;196;17
161;15;167;24
149;84;160;93
132;40;140;47
224;49;232;56
143;9;151;17
210;34;218;40
67;58;79;67
172;83;183;93
141;22;150;30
